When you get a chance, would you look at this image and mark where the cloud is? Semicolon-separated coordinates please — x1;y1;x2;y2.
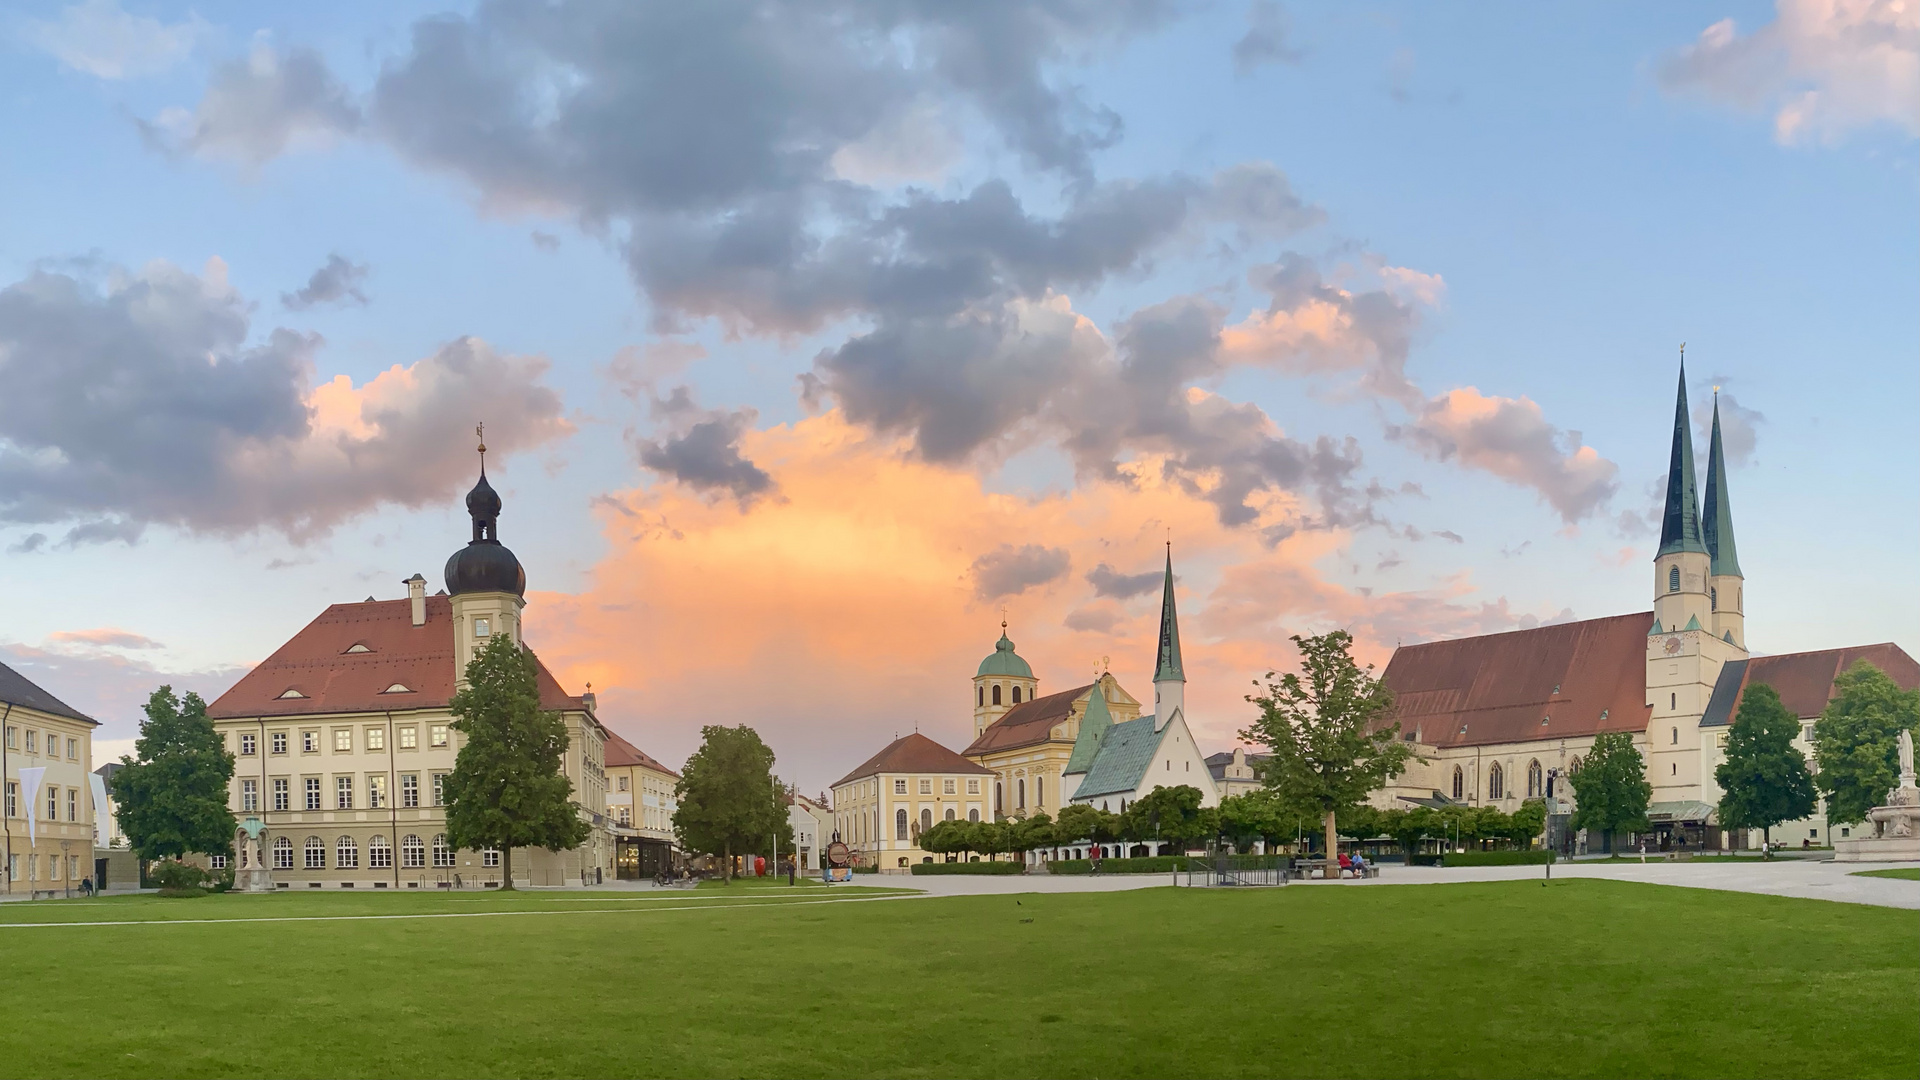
0;640;245;743
1658;0;1920;143
1220;254;1431;404
633;388;775;505
970;543;1073;601
530;231;561;252
282;254;370;310
0;257;571;540
1393;387;1621;523
46;627;162;650
23;0;209;79
1063;602;1128;634
145;42;361;163
1086;562;1162;599
1233;1;1306;74
1696;382;1765;467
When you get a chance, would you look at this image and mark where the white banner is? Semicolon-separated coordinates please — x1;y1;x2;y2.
18;767;44;847
89;773;110;847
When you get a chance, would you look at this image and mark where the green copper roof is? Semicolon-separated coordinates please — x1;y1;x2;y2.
1657;362;1709;558
1683;614;1702;631
1154;548;1185;683
1063;685;1113;775
1649;618;1663;635
1701;395;1743;578
1072;715;1168;801
976;629;1034;679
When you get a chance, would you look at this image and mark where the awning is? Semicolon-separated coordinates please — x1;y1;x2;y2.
1644;800;1717;824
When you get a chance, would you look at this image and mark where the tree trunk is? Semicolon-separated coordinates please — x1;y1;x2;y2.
1323;810;1340;879
500;843;514;891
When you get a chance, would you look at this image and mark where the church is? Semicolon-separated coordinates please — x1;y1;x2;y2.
1374;366;1919;850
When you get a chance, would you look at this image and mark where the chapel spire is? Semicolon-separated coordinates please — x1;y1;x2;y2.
1656;355;1707;558
1701;393;1742;579
1154;544;1184;684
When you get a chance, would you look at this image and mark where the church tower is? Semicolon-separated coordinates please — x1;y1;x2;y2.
1702;392;1745;647
444;434;527;682
972;622;1037;736
1651;362;1711;638
1151;546;1185;730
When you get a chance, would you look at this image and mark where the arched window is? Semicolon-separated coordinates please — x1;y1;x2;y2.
968;808;980;822
401;835;425;869
920;808;932;833
1527;760;1544;798
1671;693;1677;710
1710;586;1717;610
1671;726;1679;744
977;686;983;707
304;835;326;869
1012;686;1022;704
1488;763;1505;801
1569;755;1583;775
944;808;955;821
368;835;392;869
991;685;1002;706
1035;776;1044;807
431;834;454;868
995;782;1003;814
1017;779;1026;809
895;808;909;840
273;836;294;870
336;835;359;869
1451;766;1464;800
1668;565;1680;592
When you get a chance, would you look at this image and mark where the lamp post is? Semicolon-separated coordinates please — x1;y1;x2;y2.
60;839;71;899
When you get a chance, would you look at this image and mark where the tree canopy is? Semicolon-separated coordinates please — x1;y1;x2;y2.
443;634;589;887
1715;683;1817;853
1239;631;1413;876
1052;803;1119;847
1813;661;1918;826
1118;785;1213;848
109;686;235;863
674;724;791;879
1567;732;1651;852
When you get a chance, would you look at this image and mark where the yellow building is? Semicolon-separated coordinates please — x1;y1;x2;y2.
605;731;679;879
961;639;1140;821
830;733;996;871
1;661;98;895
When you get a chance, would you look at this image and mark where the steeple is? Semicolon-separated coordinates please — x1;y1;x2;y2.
1656;359;1707;558
1701;394;1742;579
1152;545;1184;729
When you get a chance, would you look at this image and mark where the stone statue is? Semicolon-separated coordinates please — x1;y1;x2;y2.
1900;728;1915;783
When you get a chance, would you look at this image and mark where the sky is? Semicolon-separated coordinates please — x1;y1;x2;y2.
0;0;1914;795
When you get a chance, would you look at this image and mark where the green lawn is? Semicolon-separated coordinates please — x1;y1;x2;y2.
1851;867;1920;880
0;880;1911;1079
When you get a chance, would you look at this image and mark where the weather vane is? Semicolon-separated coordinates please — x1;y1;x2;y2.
476;421;487;473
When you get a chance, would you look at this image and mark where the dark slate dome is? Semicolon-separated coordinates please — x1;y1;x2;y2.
446;472;525;597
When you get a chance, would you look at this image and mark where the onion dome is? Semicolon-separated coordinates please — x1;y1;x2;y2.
445;469;525;597
976;626;1034;679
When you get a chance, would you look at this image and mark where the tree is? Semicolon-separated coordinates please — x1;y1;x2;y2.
443;635;588;889
1053;803;1120;855
1568;732;1651;853
110;686;235;864
1009;813;1054;861
673;724;791;881
1714;683;1817;855
1240;631;1414;878
1120;785;1212;853
1813;661;1919;827
1504;799;1548;849
1216;790;1290;853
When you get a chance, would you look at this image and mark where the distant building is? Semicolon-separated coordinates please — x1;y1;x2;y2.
1205;748;1266;800
831;733;996;871
789;793;830;870
0;660;98;893
605;731;679;879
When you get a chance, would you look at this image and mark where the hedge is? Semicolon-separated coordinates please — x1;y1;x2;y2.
910;861;1026;876
852;865;879;874
1047;856;1193;875
1442;850;1556;867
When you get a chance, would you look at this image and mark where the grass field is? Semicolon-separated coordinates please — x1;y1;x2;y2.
0;879;1912;1079
1851;867;1920;880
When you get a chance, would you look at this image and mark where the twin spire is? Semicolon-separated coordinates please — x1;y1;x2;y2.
1154;544;1184;684
1656;354;1740;574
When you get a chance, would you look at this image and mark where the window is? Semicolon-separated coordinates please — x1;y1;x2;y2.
25;730;35;753
336;776;354;810
273;836;294;869
365;728;385;751
1668;565;1680;592
969;808;980;822
943;779;956;795
331;729;351;753
945;808;955;821
995;782;1003;814
67;788;78;822
1451;766;1464;800
1569;756;1583;775
430;725;449;748
240;733;257;756
1527;761;1543;798
336;836;359;869
369;835;392;870
918;779;931;795
474;618;491;637
271;731;288;755
273;778;290;811
302;731;318;753
1671;727;1679;745
895;808;908;840
3;726;11;749
398;726;417;750
1710;586;1717;610
1802;724;1815;742
209;854;228;871
920;808;932;832
977;686;984;707
3;781;14;818
617;776;629;792
1488;763;1504;800
1012;686;1022;704
305;777;322;811
482;848;501;867
1671;762;1677;775
1671;693;1676;711
401;774;419;808
894;779;907;795
617;807;631;826
1017;778;1026;809
432;773;447;806
67;737;77;760
241;778;259;812
1036;776;1044;807
46;784;59;819
401;835;425;869
432;835;454;867
368;775;387;810
991;685;1002;705
967;779;980;795
304;836;326;869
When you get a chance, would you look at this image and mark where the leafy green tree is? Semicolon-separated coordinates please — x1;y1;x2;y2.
1240;631;1415;878
1216;790;1290;853
1119;785;1212;852
673;724;792;881
1504;799;1548;849
1715;683;1818;855
1052;803;1102;845
1568;731;1651;853
110;686;236;864
1009;812;1054;859
443;635;589;889
1813;661;1919;826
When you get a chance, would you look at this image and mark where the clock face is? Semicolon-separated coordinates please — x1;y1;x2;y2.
1665;636;1683;655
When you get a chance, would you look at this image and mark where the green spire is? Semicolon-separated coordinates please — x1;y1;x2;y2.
1154;546;1184;683
1656;358;1708;558
1701;393;1743;578
1064;684;1113;774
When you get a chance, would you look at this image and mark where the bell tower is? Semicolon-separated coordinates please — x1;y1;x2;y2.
444;428;527;682
972;620;1036;736
1702;392;1746;648
1151;545;1185;730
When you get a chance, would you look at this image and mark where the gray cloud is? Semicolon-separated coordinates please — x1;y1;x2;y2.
282;254;370;310
0;259;570;540
7;532;46;554
1086;562;1162;599
1233;1;1305;74
146;43;361;163
634;389;775;505
1696;380;1764;467
0;640;245;743
1063;603;1125;634
25;0;211;79
1391;388;1620;523
970;543;1072;601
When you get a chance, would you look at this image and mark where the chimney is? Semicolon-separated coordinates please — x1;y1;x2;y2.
405;573;428;626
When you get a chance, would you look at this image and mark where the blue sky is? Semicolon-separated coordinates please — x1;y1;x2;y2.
0;0;1913;788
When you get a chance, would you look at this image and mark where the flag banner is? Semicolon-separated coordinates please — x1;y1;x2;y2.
18;767;45;847
89;773;110;846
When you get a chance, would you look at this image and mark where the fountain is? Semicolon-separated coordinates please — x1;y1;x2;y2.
1833;729;1920;862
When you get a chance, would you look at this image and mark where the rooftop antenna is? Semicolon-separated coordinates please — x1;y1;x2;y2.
476;421;487;476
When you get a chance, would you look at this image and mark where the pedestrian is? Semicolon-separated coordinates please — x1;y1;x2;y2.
786;859;796;886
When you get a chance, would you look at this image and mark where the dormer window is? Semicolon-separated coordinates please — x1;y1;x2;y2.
474;618;491;638
277;688;307;700
381;683;413;694
345;643;372;654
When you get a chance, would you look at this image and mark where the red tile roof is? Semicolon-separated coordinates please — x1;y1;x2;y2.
833;732;995;788
604;729;679;776
1380;612;1655;748
1703;643;1919;724
961;683;1094;755
207;596;584;718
